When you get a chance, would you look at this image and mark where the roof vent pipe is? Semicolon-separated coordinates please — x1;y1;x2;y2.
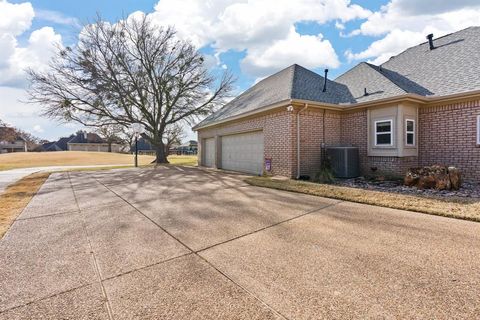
364;88;369;96
322;69;329;92
426;33;435;50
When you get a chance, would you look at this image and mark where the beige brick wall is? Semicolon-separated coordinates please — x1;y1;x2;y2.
297;109;341;177
198;109;296;177
340;109;418;177
198;99;480;181
418;100;480;181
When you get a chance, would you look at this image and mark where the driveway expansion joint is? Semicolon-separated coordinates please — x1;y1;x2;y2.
15;209;80;221
96;177;289;320
196;200;343;254
68;172;115;320
0;283;93;315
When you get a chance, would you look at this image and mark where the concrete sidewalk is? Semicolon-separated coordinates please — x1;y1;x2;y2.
1;166;479;319
0;164;130;194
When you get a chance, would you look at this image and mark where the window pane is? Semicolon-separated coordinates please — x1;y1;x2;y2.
376;121;391;133
406;120;414;132
407;133;414;145
377;133;391;145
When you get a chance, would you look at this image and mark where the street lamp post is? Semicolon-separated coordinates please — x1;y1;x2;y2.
135;135;138;167
130;123;144;168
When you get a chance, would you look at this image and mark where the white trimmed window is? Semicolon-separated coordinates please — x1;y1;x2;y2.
405;119;415;146
375;120;393;146
477;115;480;145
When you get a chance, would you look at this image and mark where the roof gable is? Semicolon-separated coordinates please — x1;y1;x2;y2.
335;62;407;103
196;64;354;127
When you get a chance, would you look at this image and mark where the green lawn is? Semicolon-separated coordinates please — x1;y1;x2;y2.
167;155;198;166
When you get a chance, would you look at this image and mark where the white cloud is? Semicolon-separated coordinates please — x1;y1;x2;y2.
33;124;44;133
346;0;480;65
0;0;34;36
242;27;340;77
345;29;426;64
35;9;80;28
1;26;62;87
0;1;63;88
149;0;370;78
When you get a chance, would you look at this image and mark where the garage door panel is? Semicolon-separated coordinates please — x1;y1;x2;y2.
221;131;264;175
203;138;215;167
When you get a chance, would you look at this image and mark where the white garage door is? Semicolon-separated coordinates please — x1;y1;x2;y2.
221;131;264;175
203;138;215;167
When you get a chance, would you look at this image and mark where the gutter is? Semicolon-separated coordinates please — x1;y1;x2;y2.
296;104;308;179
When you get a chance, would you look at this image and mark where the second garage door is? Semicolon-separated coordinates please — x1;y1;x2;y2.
203;138;215;167
221;131;264;175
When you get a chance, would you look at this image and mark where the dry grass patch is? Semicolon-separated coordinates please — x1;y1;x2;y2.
167;155;197;166
0;172;50;238
245;177;480;222
0;151;156;171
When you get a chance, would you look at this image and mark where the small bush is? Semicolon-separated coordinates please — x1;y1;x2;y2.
314;153;335;184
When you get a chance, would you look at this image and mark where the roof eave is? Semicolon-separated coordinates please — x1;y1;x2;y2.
193;89;480;131
192;99;293;131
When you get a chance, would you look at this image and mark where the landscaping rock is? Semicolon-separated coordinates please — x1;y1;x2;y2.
336;176;479;199
448;167;462;190
404;165;462;191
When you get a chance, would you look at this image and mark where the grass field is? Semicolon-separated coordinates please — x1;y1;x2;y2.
0;151;197;171
0;172;50;238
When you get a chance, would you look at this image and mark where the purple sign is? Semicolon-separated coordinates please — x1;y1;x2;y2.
265;158;272;172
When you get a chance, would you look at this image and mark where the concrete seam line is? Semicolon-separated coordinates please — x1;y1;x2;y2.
196;200;343;254
96;177;289;319
15;210;79;221
68;172;115;320
101;252;194;282
0;283;93;314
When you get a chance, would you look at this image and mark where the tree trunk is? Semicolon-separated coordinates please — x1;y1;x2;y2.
108;142;112;152
155;141;169;163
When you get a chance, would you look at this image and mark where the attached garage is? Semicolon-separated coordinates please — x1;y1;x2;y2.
221;131;264;175
203;138;215;167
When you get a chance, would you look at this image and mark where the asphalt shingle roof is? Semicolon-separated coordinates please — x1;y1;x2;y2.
379;26;480;97
197;26;480;128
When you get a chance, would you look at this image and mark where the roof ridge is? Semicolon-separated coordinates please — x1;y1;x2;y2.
287;64;297;98
363;62;408;93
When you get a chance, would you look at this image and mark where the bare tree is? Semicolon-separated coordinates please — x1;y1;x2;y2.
163;124;184;155
0;118;41;151
95;124;125;152
27;14;233;163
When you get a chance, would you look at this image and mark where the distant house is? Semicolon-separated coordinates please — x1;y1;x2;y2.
67;131;123;152
172;140;198;155
130;134;155;155
0;127;27;153
40;131;124;153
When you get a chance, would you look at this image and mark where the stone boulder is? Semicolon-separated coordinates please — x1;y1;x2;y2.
404;165;462;190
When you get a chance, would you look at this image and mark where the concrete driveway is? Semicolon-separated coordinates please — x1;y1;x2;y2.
1;166;479;319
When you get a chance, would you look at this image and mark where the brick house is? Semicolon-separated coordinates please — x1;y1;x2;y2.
194;27;480;182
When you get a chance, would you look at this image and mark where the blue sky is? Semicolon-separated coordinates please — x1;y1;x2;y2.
1;0;480;141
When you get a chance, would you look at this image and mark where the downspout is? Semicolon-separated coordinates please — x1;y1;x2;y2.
296;103;308;179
